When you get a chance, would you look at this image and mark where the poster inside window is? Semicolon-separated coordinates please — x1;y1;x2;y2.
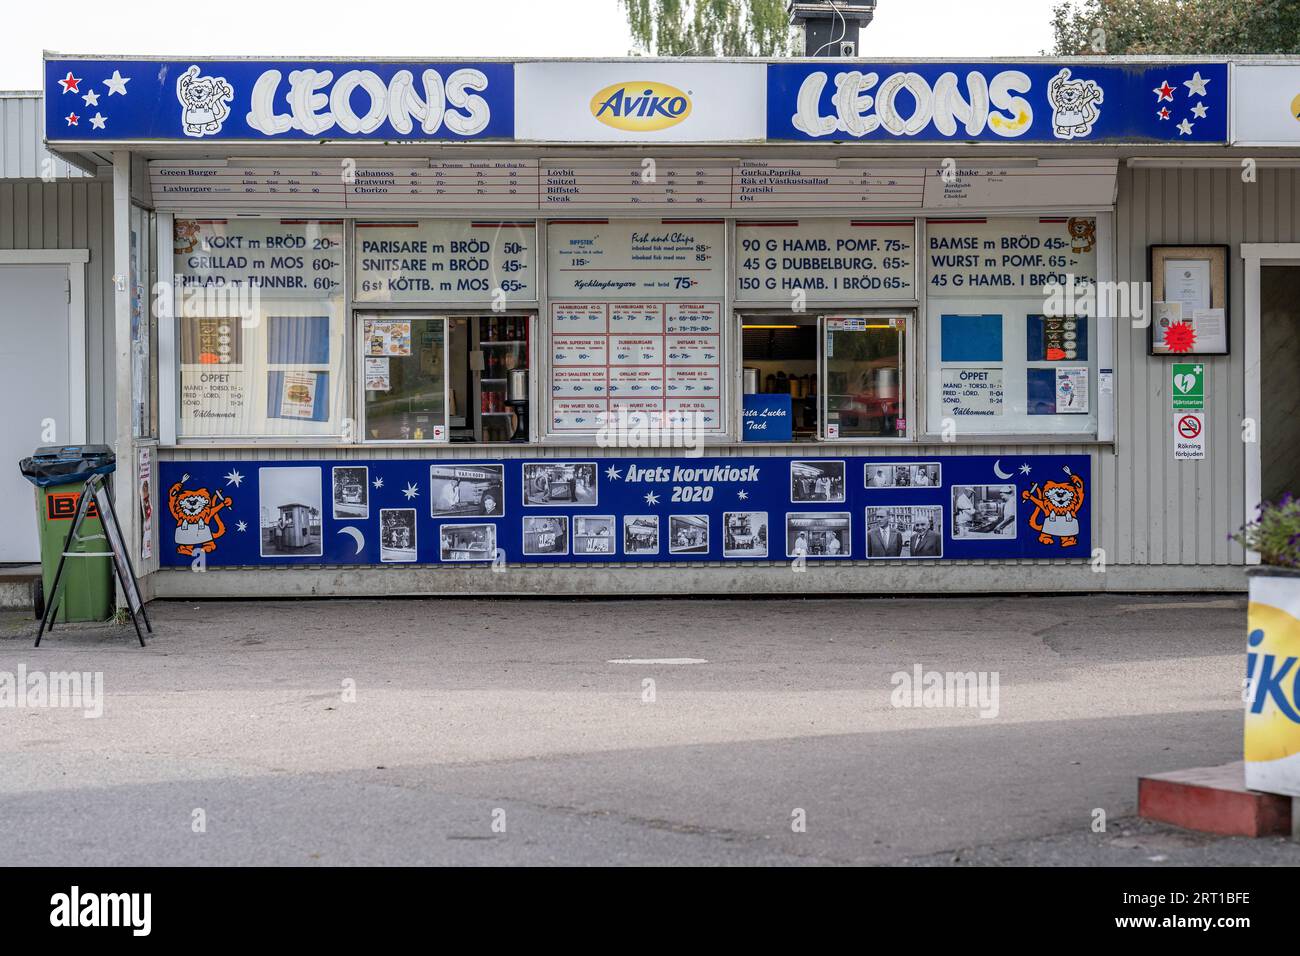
173;217;345;439
546;218;726;437
924;216;1099;436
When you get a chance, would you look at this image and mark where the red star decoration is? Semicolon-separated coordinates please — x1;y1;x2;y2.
57;71;81;94
1154;80;1175;102
64;112;79;126
1162;321;1197;353
1158;107;1171;120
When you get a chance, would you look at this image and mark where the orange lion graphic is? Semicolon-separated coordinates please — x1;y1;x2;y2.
1022;466;1085;548
168;474;232;556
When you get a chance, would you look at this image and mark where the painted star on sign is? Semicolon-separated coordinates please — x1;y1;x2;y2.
224;469;243;487
1153;80;1176;102
605;465;623;481
235;520;248;533
1019;463;1032;476
81;89;99;107
1184;71;1211;97
64;112;79;126
1157;107;1171;120
403;482;419;500
373;476;384;490
102;70;130;96
643;491;660;506
1191;102;1208;119
88;113;106;130
1177;119;1195;136
737;489;749;501
57;72;81;94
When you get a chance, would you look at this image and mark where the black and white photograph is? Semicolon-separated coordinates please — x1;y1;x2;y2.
790;460;846;503
785;512;851;558
439;523;497;562
331;466;369;519
379;508;417;563
951;484;1018;540
866;506;945;559
431;464;504;518
259;466;323;558
668;514;709;554
723;511;768;558
865;462;942;489
522;462;598;506
623;515;659;555
522;516;568;556
572;515;616;554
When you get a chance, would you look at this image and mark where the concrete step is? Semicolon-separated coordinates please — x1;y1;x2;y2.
1139;761;1292;837
0;564;40;610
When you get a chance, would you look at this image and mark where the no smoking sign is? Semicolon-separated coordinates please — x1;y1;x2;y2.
1174;411;1206;460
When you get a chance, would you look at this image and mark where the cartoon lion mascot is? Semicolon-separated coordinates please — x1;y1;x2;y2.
169;474;231;556
1022;466;1085;547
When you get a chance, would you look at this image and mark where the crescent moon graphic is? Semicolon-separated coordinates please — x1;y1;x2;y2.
337;526;365;555
992;459;1013;480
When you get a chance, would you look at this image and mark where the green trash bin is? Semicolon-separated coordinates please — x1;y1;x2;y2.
20;445;117;623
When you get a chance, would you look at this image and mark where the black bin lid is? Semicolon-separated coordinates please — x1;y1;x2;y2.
20;444;116;486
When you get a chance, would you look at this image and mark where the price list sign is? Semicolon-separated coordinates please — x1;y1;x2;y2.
732;160;925;209
346;160;538;209
547;218;724;299
550;301;723;433
353;219;536;303
541;162;732;209
735;219;915;301
153;161;347;211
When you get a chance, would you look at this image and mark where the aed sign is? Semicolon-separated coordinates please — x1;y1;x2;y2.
1173;411;1206;460
1171;362;1205;410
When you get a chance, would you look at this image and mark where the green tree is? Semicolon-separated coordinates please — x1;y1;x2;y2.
621;0;794;56
1050;0;1300;55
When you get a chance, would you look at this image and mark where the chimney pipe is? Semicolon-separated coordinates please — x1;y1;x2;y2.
788;1;877;57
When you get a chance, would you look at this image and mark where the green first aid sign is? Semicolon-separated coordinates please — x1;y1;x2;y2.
1172;363;1205;409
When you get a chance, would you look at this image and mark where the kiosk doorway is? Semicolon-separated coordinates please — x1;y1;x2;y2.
1260;265;1300;503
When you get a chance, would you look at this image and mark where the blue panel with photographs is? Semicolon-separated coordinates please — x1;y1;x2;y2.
159;453;1090;567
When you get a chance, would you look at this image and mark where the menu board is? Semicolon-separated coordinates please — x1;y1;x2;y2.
550;301;723;433
152;160;539;211
926;216;1097;296
921;160;1117;209
547;218;724;299
173;217;344;300
354;219;537;302
541;162;732;209
733;160;925;209
735;219;915;301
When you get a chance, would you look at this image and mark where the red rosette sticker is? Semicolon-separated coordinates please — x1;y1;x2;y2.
1162;321;1197;353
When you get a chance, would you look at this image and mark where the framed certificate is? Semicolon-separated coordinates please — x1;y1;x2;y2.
1148;244;1230;355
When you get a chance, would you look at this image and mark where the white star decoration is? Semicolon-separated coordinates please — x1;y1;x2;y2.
372;476;384;490
1177;119;1194;136
1018;463;1032;476
605;465;623;481
224;469;243;487
1183;71;1210;97
1191;102;1208;119
81;89;99;107
235;520;248;533
89;113;106;130
402;482;419;500
737;489;749;501
643;491;660;506
102;70;130;96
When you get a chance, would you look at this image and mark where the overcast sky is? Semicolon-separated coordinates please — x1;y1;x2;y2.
3;0;1058;90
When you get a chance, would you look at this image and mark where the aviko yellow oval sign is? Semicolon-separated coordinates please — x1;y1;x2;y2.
590;81;692;131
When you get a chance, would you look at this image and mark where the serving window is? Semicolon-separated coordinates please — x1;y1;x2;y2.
923;216;1100;437
172;218;346;439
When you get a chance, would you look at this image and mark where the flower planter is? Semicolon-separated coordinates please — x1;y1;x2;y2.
1245;566;1300;796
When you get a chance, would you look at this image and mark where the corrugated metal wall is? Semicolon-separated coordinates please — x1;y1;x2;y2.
0;175;116;443
0;94;90;181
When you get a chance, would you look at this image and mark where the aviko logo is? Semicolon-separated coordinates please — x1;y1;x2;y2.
590;81;692;131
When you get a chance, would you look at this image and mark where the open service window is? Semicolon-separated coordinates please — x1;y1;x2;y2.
924;216;1100;437
357;313;449;442
741;313;909;441
172;218;346;440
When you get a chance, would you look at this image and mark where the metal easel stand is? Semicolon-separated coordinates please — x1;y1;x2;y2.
36;472;151;648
